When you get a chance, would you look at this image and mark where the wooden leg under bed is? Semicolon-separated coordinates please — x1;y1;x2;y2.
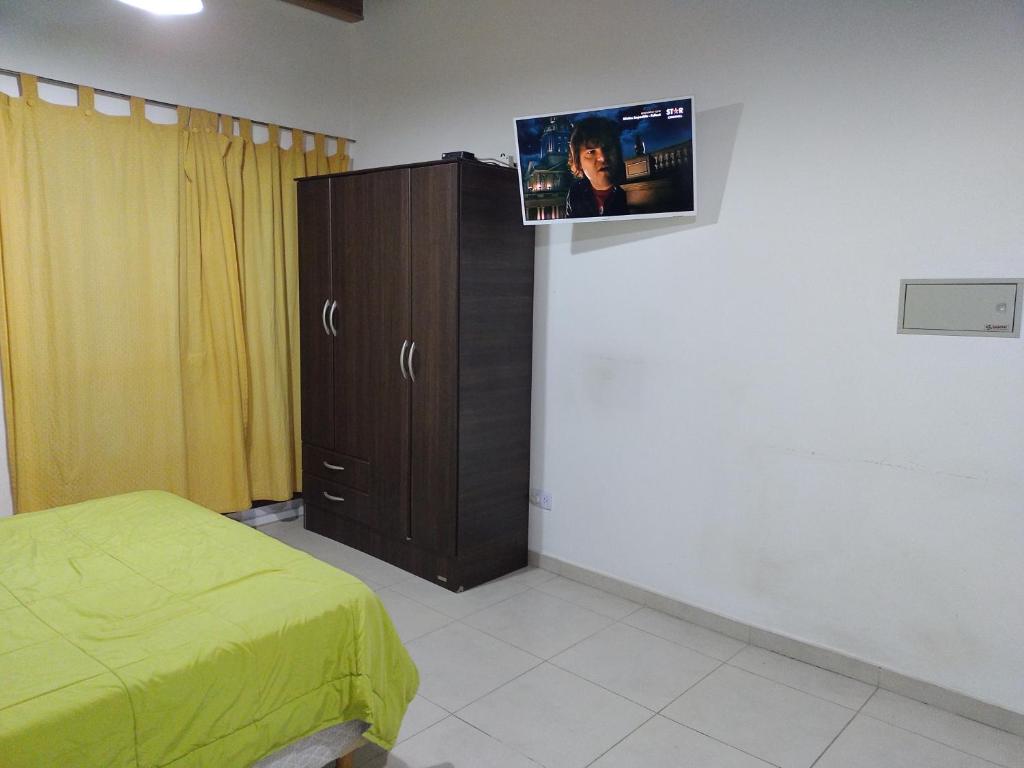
335;755;353;768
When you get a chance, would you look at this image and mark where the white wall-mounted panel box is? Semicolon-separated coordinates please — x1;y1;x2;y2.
898;279;1022;338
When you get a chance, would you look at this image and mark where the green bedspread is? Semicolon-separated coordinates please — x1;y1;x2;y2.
0;490;418;767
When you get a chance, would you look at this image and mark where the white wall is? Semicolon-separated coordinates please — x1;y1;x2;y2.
351;0;1024;712
0;0;356;516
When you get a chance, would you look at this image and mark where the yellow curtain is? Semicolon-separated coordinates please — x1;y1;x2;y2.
0;74;349;513
221;120;348;500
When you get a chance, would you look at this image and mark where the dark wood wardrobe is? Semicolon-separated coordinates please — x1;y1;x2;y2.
296;159;535;592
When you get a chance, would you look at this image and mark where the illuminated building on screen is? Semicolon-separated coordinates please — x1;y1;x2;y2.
523;116;572;220
620;139;694;214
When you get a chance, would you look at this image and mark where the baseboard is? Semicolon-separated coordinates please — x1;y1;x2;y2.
528;549;1024;738
227;499;303;528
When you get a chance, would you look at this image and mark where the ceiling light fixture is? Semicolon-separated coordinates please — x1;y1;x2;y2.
115;0;204;15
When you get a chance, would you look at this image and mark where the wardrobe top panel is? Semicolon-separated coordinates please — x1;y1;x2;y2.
296;157;515;183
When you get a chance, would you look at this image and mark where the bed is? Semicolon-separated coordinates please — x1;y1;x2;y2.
0;490;418;767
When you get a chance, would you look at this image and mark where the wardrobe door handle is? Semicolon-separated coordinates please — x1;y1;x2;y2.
399;339;409;380
322;461;344;471
408;341;417;382
322;491;344;503
320;298;331;336
328;300;338;336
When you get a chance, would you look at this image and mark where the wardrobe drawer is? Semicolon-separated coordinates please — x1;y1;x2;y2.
303;472;374;528
303;444;370;493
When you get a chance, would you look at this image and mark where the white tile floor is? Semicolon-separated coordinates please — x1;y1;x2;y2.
261;518;1024;768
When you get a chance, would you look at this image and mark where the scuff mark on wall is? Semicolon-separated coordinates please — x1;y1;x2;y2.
765;444;992;484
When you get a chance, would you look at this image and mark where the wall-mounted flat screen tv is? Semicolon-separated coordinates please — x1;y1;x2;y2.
513;96;695;225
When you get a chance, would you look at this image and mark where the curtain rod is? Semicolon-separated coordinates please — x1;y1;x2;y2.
0;68;356;144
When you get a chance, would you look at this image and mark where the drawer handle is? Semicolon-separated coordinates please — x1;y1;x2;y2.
322;491;345;503
322;461;345;471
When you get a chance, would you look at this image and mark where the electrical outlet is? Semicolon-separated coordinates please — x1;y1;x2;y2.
529;487;552;509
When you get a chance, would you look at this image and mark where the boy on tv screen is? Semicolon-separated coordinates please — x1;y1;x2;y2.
566;117;628;218
515;97;694;224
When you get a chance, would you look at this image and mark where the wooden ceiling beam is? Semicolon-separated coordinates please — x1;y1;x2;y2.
279;0;363;23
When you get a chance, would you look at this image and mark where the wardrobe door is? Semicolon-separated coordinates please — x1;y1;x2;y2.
297;178;333;450
408;164;459;556
332;170;412;538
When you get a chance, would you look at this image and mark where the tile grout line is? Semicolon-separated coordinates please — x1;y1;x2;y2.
445;611;735;738
856;710;1018;768
373;589;455;643
451;653;660;768
388;574;539;622
658;720;784;767
449;645;665;766
542;556;753;642
617;613;879;713
722;657;872;712
447;646;546;713
463;583;565;621
807;685;877;767
544;618;743;710
658;653;727;709
524;574;647;619
455;586;616;658
403;577;750;690
583;708;787;768
385;563;607;626
487;606;704;720
618;613;747;664
402;618;546;714
652;658;786;767
390;610;460;648
445;713;547;767
444;657;586;768
580;712;659;768
405;690;449;716
544;656;660;715
533;576;645;615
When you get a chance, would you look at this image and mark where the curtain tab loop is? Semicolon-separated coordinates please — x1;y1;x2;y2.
129;96;145;123
78;86;95;115
177;105;190;128
268;125;280;146
314;133;326;155
291;128;303;153
19;73;39;105
239;118;253;141
219;114;233;137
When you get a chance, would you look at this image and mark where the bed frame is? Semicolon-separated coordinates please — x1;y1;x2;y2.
253;721;367;768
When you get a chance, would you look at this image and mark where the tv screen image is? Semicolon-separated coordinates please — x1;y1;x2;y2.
513;96;695;225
